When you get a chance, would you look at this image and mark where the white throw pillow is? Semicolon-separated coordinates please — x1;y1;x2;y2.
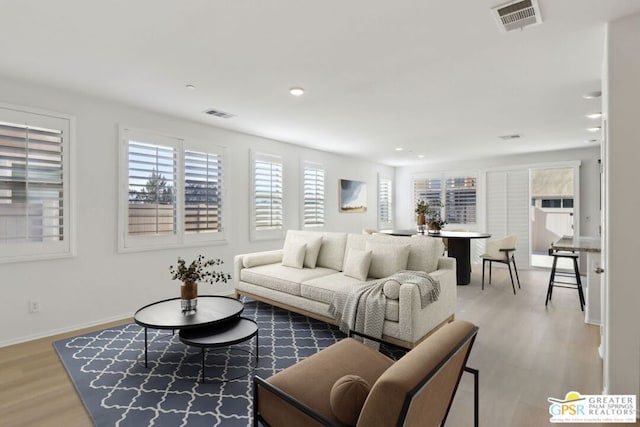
282;241;307;269
342;248;372;281
284;234;323;268
365;241;410;279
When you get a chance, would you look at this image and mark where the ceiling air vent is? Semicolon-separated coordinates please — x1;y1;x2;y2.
492;0;542;33
499;134;521;140
204;109;235;119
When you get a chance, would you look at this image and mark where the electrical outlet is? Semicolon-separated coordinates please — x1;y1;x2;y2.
29;299;40;313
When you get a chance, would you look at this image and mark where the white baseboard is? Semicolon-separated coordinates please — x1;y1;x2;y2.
0;313;131;348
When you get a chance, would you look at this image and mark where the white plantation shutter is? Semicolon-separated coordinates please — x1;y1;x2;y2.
254;154;283;231
445;176;477;224
0;107;73;262
303;163;324;227
127;140;177;236
378;175;392;227
184;150;223;233
413;177;442;219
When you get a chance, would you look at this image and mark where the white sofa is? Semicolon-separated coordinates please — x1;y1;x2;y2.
234;230;457;348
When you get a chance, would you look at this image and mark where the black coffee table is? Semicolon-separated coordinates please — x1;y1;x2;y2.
134;295;244;367
179;317;258;383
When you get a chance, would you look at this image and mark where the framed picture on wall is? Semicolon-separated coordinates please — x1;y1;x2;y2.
339;179;367;212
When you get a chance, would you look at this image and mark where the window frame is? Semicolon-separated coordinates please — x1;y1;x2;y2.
0;103;76;263
412;171;478;226
301;161;325;229
250;150;284;241
378;174;393;229
118;126;227;252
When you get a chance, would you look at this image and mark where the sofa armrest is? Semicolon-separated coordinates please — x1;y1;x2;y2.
437;256;456;271
234;250;283;285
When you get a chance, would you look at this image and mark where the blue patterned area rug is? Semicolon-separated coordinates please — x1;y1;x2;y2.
54;299;345;427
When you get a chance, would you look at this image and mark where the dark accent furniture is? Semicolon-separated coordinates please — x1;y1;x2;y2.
545;248;585;311
179;317;258;383
381;229;491;285
134;295;244;367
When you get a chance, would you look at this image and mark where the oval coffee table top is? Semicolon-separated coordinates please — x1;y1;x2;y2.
134;295;243;330
179;318;258;348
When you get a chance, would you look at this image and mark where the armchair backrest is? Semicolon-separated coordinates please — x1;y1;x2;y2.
357;320;478;427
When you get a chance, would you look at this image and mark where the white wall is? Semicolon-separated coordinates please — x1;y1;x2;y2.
0;76;392;346
604;12;640;398
394;148;601;260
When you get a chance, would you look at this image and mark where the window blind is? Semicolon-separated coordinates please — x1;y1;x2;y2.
0;121;64;243
413;177;442;217
378;176;392;226
127;141;176;236
254;156;283;230
184;150;222;233
303;164;324;227
445;176;476;224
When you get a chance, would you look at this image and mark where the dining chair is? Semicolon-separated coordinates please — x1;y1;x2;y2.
480;235;520;294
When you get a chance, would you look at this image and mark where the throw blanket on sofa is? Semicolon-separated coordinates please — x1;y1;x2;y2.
328;270;440;346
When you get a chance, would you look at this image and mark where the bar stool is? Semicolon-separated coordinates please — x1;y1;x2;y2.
545;248;585;311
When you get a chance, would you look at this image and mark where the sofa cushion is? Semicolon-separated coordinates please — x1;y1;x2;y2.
284;233;323;268
330;375;371;426
370;234;443;273
286;230;348;271
342;248;372;281
365;241;410;279
301;273;365;304
241;263;337;295
282;241;306;269
386;300;399;322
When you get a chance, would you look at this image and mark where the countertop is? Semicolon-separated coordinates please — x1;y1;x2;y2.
552;236;601;253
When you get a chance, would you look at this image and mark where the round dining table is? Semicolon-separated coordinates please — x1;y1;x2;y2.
380;229;491;285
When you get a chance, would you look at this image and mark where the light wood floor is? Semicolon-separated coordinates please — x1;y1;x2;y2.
0;268;636;426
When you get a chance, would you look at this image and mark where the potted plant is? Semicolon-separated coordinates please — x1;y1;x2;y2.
415;200;428;228
425;200;446;233
415;200;446;233
169;255;231;312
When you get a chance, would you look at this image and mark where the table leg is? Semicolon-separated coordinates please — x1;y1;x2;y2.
201;348;206;384
144;327;148;368
448;238;471;285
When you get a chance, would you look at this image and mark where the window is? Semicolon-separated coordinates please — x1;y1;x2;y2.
445;176;477;224
413;174;477;225
120;127;226;251
127;140;177;238
302;162;324;227
413;177;442;219
251;152;283;240
378;175;393;228
0;106;74;262
184;150;223;233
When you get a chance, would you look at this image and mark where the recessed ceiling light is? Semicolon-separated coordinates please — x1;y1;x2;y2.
395;147;403;152
584;139;599;144
185;84;196;90
582;91;601;99
586;127;602;132
289;87;305;96
417;154;425;159
586;112;602;119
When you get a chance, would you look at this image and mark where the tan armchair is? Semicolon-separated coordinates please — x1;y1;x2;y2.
253;320;479;427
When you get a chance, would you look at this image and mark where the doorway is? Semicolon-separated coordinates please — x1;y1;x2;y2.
530;166;579;268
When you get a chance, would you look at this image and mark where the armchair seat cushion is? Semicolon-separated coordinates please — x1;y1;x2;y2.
258;338;394;427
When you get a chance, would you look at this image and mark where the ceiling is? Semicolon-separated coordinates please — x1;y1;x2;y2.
1;1;639;166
